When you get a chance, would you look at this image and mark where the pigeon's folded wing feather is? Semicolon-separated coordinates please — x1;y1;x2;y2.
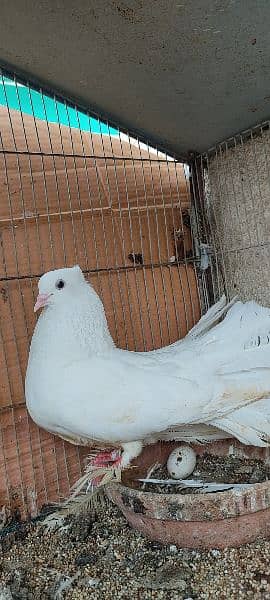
31;345;270;446
26;281;270;450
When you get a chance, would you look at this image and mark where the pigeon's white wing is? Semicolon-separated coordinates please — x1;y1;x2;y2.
26;293;270;449
26;339;270;447
26;354;204;444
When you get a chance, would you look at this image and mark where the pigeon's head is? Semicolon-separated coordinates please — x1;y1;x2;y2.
34;265;86;312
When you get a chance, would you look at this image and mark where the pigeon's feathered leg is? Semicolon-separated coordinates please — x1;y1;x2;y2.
90;441;142;471
89;441;143;487
120;441;143;467
89;448;122;486
40;441;144;531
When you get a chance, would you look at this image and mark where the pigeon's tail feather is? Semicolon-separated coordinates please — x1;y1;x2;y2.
148;423;229;445
187;295;237;340
212;398;270;447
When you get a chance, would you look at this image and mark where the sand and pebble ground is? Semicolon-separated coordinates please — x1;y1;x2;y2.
0;498;270;600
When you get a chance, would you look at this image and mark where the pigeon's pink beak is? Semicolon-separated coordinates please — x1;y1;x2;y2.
34;293;51;313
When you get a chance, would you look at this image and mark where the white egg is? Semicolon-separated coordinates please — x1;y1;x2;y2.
167;446;197;479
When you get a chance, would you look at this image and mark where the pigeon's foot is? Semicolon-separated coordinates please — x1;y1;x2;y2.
90;448;122;469
40;442;143;530
56;441;144;509
89;441;143;475
80;442;143;491
89;449;122;486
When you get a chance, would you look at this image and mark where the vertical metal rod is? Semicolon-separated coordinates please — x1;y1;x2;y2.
221;140;247;296
123;131;156;349
31;87;74;498
210;145;234;297
155;156;183;337
72;108;103;302
85;114;120;345
204;150;229;301
146;146;173;343
135;137;164;347
164;157;193;332
239;133;261;247
64;100;90;270
26;82;70;496
0;69;209;513
45;93;78;264
27;84;67;267
12;75;52;506
191;157;215;309
249;129;266;245
0;75;39;509
105;128;139;349
95;119;129;348
188;159;207;313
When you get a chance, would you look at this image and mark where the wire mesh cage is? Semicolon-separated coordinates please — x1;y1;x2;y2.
0;70;201;520
193;123;270;309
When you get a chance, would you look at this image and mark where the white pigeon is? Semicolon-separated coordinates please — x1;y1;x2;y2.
25;265;270;489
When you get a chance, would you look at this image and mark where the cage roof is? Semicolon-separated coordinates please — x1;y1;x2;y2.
0;0;270;159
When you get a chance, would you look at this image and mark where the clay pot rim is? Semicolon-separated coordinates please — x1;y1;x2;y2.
107;442;270;547
107;477;270;521
109;477;270;501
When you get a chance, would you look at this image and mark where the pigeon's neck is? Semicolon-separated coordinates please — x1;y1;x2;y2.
31;287;115;363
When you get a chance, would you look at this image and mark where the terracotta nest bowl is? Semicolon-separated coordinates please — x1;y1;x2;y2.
106;440;270;549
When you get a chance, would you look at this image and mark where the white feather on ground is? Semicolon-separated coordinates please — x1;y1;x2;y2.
138;478;254;492
25;266;270;495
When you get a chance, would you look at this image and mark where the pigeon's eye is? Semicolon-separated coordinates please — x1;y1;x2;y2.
56;279;65;290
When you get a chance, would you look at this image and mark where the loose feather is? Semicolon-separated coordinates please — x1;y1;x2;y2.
138;478;253;492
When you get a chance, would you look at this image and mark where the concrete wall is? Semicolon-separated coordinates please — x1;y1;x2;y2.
206;129;270;306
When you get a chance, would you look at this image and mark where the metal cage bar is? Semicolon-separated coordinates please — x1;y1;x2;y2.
0;69;200;517
191;119;270;310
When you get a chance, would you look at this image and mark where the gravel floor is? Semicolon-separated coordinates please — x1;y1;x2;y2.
0;501;270;599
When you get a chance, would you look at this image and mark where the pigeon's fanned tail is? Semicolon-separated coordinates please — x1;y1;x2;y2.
187;294;237;339
212;397;270;447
